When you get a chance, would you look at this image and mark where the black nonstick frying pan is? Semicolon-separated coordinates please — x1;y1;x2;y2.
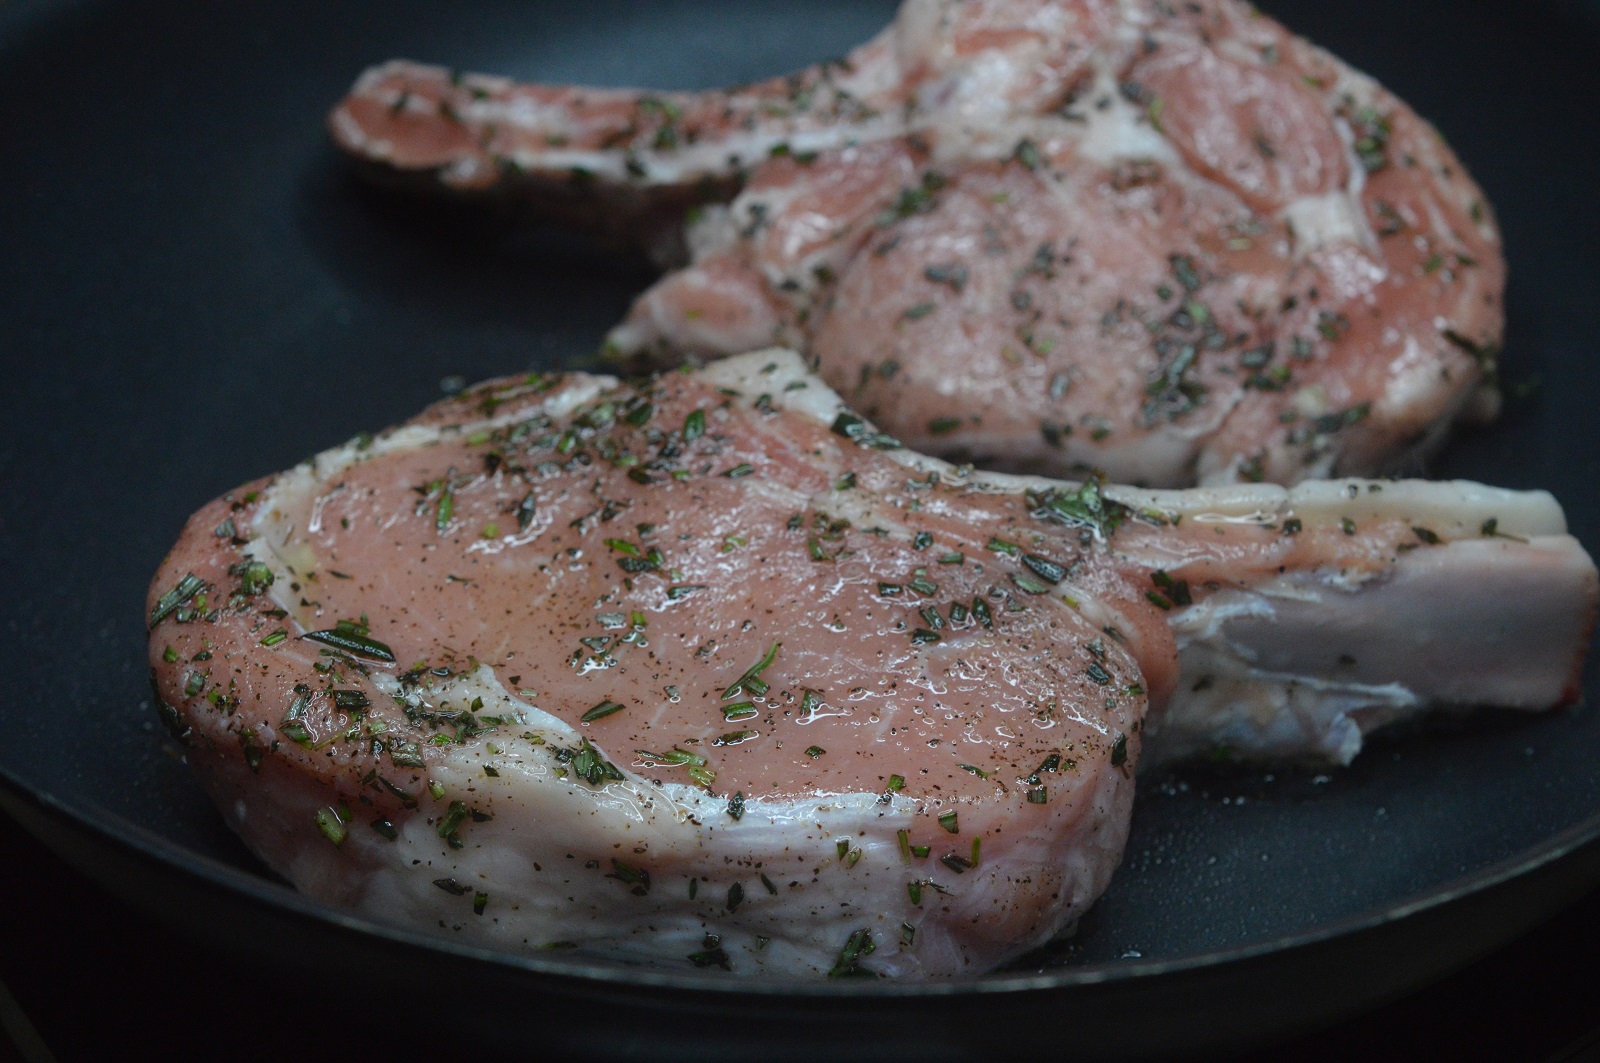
2;0;1598;1058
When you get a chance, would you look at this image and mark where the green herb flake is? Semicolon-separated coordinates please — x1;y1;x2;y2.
1011;573;1052;595
1150;570;1192;606
827;929;878;979
830;411;902;451
1021;554;1067;584
687;936;732;970
561;738;626;787
1013;137;1042;170
1030;478;1127;540
435;487;454;531
636;747;708;769
582;700;625;723
149;573;206;628
1111;733;1128;767
315;807;347;846
233;559;275;596
435;801;470;840
303;627;396;662
607;858;651;896
721;641;780;700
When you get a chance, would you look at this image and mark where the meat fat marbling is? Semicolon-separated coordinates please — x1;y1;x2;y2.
146;351;1595;978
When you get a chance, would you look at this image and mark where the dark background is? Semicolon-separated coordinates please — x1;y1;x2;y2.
2;0;1599;1058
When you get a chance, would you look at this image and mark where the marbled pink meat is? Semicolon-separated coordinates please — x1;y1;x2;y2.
330;0;1504;485
146;352;1593;978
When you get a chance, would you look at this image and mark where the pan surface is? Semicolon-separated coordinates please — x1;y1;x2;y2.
1;0;1598;1057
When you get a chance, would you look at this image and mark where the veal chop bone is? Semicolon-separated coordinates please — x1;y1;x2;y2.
329;0;1504;486
146;351;1594;978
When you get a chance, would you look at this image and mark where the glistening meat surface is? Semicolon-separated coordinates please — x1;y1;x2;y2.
146;352;1595;977
330;0;1504;486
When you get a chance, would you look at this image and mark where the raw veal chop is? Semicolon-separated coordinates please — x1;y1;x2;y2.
330;0;1504;485
146;351;1593;978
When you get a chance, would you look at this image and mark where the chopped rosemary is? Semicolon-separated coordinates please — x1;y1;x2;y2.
608;858;651;895
582;700;625;723
559;738;625;787
149;573;206;627
303;627;396;662
827;929;878;979
722;702;759;722
721;641;780;699
314;806;347;846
